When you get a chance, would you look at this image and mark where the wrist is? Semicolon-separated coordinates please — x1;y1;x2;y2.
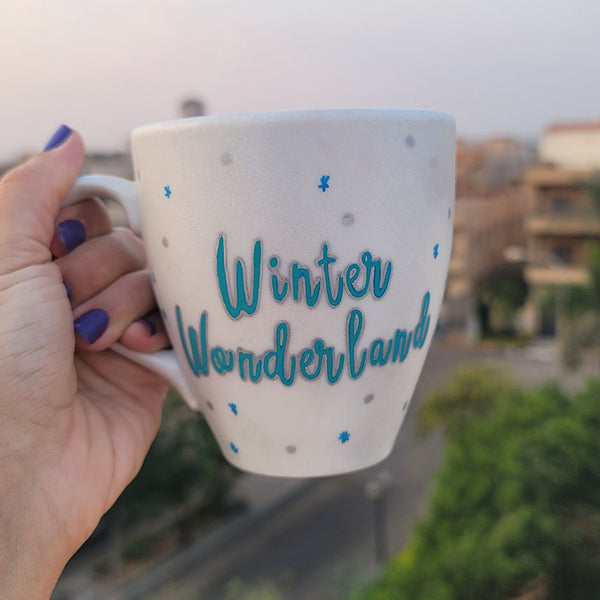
0;476;69;599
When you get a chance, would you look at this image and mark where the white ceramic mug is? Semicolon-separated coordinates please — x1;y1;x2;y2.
65;109;455;477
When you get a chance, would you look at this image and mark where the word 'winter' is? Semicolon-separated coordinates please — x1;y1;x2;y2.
216;236;392;318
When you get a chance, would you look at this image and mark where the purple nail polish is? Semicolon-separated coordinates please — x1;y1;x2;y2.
43;124;73;152
63;282;72;302
58;219;86;253
74;309;109;344
139;317;158;336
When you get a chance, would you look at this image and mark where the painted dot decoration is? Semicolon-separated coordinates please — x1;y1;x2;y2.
405;135;416;149
286;445;297;454
342;213;355;227
162;237;169;248
220;151;233;165
339;430;350;444
364;393;374;404
228;402;238;415
269;256;278;268
230;442;239;454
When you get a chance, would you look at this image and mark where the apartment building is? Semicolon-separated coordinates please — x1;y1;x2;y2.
522;121;600;334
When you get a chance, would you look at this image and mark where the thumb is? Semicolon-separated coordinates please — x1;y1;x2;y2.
0;126;85;276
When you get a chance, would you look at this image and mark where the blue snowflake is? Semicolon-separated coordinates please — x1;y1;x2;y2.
228;402;238;415
318;175;330;192
433;243;439;259
164;185;172;199
230;442;239;454
339;430;350;444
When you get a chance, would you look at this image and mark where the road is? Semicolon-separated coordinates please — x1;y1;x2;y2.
143;339;544;600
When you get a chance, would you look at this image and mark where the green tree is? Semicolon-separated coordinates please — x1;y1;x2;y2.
558;243;600;369
100;388;240;571
355;366;600;600
476;263;528;337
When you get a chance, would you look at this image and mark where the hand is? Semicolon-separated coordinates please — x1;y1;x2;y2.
0;127;170;599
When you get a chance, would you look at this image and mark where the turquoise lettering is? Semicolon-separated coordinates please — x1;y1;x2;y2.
291;264;321;307
347;309;367;379
239;350;262;382
369;338;393;366
413;292;431;348
317;244;344;307
176;306;209;376
216;236;262;318
211;347;234;374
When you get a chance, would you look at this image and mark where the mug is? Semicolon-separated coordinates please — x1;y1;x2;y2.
64;109;456;477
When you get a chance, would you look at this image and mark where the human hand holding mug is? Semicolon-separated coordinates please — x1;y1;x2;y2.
65;109;456;477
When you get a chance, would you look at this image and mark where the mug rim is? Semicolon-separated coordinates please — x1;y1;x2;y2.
132;108;455;140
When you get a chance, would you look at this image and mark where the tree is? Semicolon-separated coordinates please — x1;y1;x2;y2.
476;264;528;337
99;388;241;572
355;366;600;600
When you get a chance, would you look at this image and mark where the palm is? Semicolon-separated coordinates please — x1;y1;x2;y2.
4;266;168;557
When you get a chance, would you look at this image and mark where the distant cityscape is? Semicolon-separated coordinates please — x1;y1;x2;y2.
3;100;600;341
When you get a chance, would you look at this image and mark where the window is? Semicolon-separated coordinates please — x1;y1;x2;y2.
551;246;572;264
552;196;571;214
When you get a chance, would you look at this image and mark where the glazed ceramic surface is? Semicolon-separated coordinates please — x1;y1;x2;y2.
66;109;455;477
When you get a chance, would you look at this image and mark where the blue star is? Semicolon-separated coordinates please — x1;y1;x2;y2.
230;442;239;454
228;402;238;415
433;243;439;259
339;430;350;444
318;175;330;192
164;185;172;199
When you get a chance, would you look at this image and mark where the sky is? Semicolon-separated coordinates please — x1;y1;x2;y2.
1;0;600;162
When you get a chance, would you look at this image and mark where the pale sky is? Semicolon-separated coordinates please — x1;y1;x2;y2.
1;0;600;162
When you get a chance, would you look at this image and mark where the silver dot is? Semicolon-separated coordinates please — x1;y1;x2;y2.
286;445;297;454
342;213;355;227
405;136;416;149
364;393;374;404
220;152;233;165
207;400;214;410
162;237;169;248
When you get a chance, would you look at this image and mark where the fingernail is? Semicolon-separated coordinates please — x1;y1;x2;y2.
74;309;109;344
139;317;158;336
57;219;86;253
43;124;73;152
63;282;72;302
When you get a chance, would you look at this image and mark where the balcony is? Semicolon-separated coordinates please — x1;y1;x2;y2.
527;211;600;236
525;264;589;287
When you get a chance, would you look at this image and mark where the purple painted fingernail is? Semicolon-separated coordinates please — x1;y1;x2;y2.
43;124;73;152
58;220;86;253
63;282;72;302
74;309;109;344
139;317;158;336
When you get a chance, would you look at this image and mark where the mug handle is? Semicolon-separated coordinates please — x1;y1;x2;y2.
62;175;198;409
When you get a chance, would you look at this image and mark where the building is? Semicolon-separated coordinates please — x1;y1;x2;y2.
443;188;527;336
521;121;600;334
443;138;531;337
